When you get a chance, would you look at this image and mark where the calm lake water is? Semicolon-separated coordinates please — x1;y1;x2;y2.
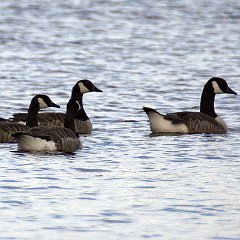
0;0;240;239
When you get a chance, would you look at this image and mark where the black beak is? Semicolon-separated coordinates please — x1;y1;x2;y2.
93;86;103;92
50;102;61;108
225;87;237;95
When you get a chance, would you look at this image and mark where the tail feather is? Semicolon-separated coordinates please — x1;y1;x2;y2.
142;106;162;115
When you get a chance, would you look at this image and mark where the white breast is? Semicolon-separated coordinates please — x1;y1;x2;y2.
215;116;228;132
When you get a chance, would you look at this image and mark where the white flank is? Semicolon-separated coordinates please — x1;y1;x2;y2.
147;111;188;133
212;81;224;94
78;82;89;93
17;135;57;152
38;98;48;109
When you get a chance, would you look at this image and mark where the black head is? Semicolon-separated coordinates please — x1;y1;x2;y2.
72;79;103;95
31;95;60;109
206;77;237;95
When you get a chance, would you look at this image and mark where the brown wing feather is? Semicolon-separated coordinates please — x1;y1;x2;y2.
12;112;65;126
165;112;226;134
26;126;81;152
37;113;65;127
11;112;90;134
0;123;30;142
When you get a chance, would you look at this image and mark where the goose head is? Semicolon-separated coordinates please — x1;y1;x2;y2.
72;79;103;97
31;95;60;110
207;77;237;95
26;95;60;127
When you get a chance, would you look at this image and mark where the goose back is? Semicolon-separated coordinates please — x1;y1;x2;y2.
143;107;228;134
13;98;82;153
12;112;93;134
15;126;81;152
10;80;102;134
0;123;29;143
166;112;227;134
0;95;60;143
143;77;237;134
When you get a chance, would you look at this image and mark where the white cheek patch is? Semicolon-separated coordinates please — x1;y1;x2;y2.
78;82;89;93
212;81;224;94
38;98;48;109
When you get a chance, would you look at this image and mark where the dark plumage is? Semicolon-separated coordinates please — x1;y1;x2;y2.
143;77;237;134
11;80;102;134
13;98;82;153
0;95;60;143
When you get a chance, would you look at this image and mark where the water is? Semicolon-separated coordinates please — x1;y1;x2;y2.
0;0;240;239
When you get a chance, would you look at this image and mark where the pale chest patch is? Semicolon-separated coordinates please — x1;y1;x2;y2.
75;119;93;134
215;116;228;131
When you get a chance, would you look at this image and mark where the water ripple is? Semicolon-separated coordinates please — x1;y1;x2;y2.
0;1;239;240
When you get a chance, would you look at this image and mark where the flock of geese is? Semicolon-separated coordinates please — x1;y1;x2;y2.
0;77;237;153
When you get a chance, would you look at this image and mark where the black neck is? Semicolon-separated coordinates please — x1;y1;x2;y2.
71;89;90;121
200;85;217;118
71;86;83;102
75;107;89;121
64;110;79;137
64;111;75;131
26;100;39;127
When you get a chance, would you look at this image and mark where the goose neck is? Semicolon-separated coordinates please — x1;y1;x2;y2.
200;86;217;118
71;89;83;103
26;102;39;127
64;110;76;133
75;106;89;121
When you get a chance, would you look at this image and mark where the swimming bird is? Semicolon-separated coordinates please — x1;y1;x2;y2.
13;98;82;153
11;79;102;134
143;77;237;134
0;95;60;143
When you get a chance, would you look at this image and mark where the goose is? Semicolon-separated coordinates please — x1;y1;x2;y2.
143;77;237;134
0;95;60;143
11;79;102;134
13;98;82;153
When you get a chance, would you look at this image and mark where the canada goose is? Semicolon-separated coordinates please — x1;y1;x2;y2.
11;79;102;134
143;77;237;134
0;95;60;143
12;98;82;153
